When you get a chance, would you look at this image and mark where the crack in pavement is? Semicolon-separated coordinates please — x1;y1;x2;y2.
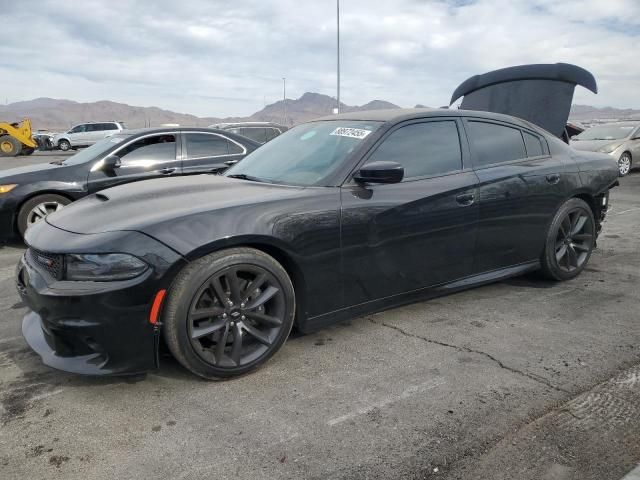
368;317;570;394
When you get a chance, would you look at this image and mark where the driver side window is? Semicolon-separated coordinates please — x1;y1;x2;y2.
70;125;86;134
117;135;176;167
367;121;463;180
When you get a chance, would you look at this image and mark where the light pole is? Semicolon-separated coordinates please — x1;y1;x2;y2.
336;0;341;114
282;77;287;125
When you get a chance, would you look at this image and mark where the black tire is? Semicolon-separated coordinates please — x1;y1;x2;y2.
163;247;295;380
17;194;72;237
0;135;22;157
618;152;632;177
540;198;595;281
21;147;35;156
58;139;71;151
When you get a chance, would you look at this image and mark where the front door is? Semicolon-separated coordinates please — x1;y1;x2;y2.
87;132;182;193
340;119;479;306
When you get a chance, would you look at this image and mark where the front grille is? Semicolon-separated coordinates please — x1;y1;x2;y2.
28;248;64;280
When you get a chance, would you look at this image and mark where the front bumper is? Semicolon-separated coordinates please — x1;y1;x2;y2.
17;222;186;375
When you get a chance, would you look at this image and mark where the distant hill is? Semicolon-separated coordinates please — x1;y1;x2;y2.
4;95;635;132
569;104;640;121
0;94;402;132
0;98;216;131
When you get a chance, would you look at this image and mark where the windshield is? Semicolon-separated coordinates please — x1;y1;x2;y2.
61;135;127;165
224;121;383;186
575;124;636;141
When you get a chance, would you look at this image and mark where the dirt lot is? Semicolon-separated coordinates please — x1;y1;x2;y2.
1;152;639;479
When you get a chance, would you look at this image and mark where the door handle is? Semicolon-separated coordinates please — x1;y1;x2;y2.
159;167;176;175
224;160;239;166
546;173;560;184
456;193;475;206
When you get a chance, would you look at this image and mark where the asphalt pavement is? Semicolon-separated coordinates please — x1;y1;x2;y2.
0;151;639;479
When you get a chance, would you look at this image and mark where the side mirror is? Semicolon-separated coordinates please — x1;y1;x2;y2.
102;155;121;170
354;161;404;184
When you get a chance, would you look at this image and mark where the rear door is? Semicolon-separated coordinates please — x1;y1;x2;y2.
464;118;569;273
340;118;479;305
87;132;182;193
181;132;248;174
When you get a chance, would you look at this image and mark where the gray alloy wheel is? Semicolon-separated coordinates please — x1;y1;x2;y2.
618;153;632;177
58;139;71;151
17;194;72;237
27;201;65;226
540;198;595;281
163;248;295;379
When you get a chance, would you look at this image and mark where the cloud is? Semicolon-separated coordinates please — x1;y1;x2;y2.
0;0;637;116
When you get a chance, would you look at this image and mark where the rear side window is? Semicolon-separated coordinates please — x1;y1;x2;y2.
240;128;267;144
523;131;544;157
467;121;526;167
185;133;230;158
367;121;462;179
265;128;280;142
102;123;118;131
118;134;176;165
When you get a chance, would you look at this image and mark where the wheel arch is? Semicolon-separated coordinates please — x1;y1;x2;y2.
13;190;76;229
183;236;309;329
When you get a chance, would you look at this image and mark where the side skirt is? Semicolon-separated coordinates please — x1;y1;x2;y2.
299;260;540;333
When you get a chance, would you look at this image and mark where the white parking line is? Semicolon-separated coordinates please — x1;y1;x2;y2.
613;207;640;216
327;379;446;426
622;464;640;480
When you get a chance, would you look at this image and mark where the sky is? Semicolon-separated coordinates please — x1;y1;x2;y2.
1;0;639;117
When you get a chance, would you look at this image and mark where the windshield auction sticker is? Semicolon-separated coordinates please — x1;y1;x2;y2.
330;127;372;139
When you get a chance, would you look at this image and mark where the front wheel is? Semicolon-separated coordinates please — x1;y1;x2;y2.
618;152;632;177
540;198;595;281
163;247;295;380
58;139;71;151
17;194;72;237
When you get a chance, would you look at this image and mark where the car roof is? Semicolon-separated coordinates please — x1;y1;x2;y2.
112;127;234;136
312;108;541;130
211;122;287;128
589;121;640;127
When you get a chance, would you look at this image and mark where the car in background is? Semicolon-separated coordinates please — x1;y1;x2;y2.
52;121;127;151
570;121;640;176
209;122;288;144
0;127;259;238
17;108;618;379
32;131;56;151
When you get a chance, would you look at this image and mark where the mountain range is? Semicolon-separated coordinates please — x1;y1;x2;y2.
0;93;402;132
1;94;638;132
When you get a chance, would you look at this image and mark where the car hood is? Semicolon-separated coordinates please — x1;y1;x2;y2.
0;162;66;183
46;175;310;235
570;139;622;152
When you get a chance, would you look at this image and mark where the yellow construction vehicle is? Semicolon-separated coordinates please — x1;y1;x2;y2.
0;118;36;157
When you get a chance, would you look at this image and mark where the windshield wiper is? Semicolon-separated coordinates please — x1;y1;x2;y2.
226;174;266;183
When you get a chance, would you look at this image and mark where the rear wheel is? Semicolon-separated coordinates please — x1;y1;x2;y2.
618;152;632;177
58;139;71;151
0;135;22;157
163;247;295;379
540;198;595;281
17;194;72;237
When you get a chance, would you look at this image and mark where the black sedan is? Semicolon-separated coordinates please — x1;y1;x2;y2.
17;109;618;379
0;127;259;238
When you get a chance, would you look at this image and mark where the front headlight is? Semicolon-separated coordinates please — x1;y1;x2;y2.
65;253;148;281
598;143;622;154
0;184;17;194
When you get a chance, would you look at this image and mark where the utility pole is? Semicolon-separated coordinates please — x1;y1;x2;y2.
282;77;287;125
336;0;341;114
